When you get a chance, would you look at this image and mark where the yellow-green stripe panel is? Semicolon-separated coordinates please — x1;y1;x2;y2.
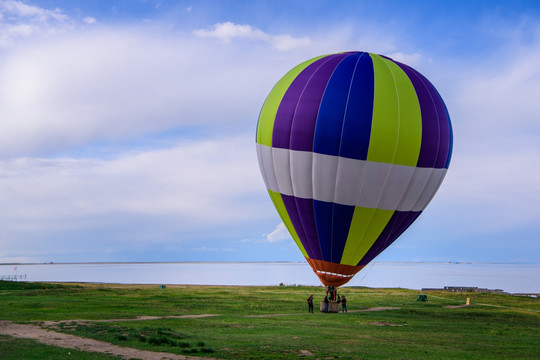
382;57;422;166
267;189;308;257
340;206;394;266
367;54;399;164
256;55;326;146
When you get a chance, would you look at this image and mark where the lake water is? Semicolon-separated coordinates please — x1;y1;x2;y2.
1;262;539;294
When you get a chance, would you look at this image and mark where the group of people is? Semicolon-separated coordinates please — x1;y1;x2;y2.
306;286;347;313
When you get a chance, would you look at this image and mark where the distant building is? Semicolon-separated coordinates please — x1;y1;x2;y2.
421;286;505;294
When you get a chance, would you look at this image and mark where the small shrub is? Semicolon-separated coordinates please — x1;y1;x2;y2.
158;335;170;345
182;348;198;354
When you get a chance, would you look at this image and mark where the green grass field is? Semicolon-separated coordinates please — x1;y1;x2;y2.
0;281;539;359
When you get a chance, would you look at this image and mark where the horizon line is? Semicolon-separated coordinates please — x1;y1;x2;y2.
2;261;539;266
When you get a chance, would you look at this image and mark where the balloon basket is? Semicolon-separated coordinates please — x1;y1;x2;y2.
320;301;339;313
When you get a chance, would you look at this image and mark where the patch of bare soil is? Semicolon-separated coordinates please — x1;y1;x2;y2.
0;321;215;360
366;321;405;327
350;306;401;312
443;304;470;309
244;313;290;318
299;349;314;356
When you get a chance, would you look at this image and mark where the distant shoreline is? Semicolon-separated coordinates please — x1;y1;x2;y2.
2;262;539;293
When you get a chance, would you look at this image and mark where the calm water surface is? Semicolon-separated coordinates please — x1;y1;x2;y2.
1;262;539;294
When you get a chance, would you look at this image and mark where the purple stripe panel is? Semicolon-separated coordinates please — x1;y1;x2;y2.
415;71;451;169
289;53;351;152
394;61;451;169
294;197;323;260
357;211;421;266
281;194;322;260
442;101;453;168
429;84;451;169
272;56;333;149
395;63;439;168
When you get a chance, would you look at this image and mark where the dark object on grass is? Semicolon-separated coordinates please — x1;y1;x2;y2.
417;294;428;302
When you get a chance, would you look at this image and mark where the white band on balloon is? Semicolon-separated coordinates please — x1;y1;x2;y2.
256;143;447;212
314;269;354;278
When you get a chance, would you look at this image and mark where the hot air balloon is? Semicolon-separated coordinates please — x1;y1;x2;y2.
256;51;452;287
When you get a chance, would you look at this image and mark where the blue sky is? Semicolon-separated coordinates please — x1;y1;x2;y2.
0;0;539;264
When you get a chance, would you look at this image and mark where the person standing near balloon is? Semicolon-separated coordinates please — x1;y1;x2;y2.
307;294;314;313
341;295;347;313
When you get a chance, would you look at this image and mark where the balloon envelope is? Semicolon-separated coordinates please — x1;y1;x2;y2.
256;51;453;287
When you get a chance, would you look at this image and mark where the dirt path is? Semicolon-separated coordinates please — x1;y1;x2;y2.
0;321;215;360
40;314;219;327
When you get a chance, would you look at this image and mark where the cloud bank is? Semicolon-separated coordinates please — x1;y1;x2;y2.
193;21;310;51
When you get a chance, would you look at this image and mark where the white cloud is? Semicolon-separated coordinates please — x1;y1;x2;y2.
0;0;67;22
265;223;291;243
83;16;96;25
387;51;422;66
194;22;261;43
0;0;71;46
436;145;540;233
0;26;301;158
454;48;540;137
0;134;277;260
191;247;233;252
0;135;265;225
193;21;310;51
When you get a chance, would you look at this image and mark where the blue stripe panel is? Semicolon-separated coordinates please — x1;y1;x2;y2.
330;203;356;263
339;52;375;160
313;200;355;263
313;200;333;261
313;52;361;156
